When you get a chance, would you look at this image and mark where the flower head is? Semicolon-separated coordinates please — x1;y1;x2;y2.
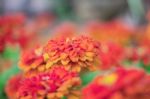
18;66;81;99
82;68;150;99
99;43;125;70
0;14;35;49
19;46;45;76
5;74;23;99
44;36;101;72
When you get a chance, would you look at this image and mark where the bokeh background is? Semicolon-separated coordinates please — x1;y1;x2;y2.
1;0;150;99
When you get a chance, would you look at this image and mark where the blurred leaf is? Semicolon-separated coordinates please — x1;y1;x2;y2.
137;61;144;67
0;64;19;90
137;61;150;73
80;71;99;86
0;46;20;89
2;46;20;62
62;96;67;99
0;46;20;98
0;65;19;99
0;89;7;99
145;66;150;73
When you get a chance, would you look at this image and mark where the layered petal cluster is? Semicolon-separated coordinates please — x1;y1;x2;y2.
18;66;81;99
82;68;150;99
44;36;100;72
19;46;45;76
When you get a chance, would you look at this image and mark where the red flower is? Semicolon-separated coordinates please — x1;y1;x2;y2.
0;36;5;53
140;48;150;66
0;14;35;49
18;66;81;99
5;74;23;99
99;43;125;70
82;68;150;99
126;46;150;66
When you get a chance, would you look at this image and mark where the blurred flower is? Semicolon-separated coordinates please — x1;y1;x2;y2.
0;36;5;53
19;46;45;76
99;43;125;70
126;46;150;66
5;74;23;99
86;21;133;44
125;47;139;62
0;14;36;50
139;47;150;66
82;68;150;99
44;36;101;72
18;66;81;99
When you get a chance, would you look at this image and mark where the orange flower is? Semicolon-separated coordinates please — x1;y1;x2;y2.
18;66;81;99
82;68;150;99
19;46;45;75
43;36;101;72
86;21;133;44
5;74;23;99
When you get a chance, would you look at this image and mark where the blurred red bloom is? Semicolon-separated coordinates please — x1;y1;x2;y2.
140;48;150;66
82;68;150;99
126;46;150;66
5;74;23;99
44;36;101;72
0;14;36;50
18;66;81;99
99;43;125;70
0;36;5;53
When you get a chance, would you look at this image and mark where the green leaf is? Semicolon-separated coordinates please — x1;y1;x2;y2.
0;64;20;93
2;46;20;62
62;96;67;99
80;71;100;86
0;46;20;98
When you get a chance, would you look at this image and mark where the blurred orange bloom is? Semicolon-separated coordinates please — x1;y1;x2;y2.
86;21;133;45
19;46;45;76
